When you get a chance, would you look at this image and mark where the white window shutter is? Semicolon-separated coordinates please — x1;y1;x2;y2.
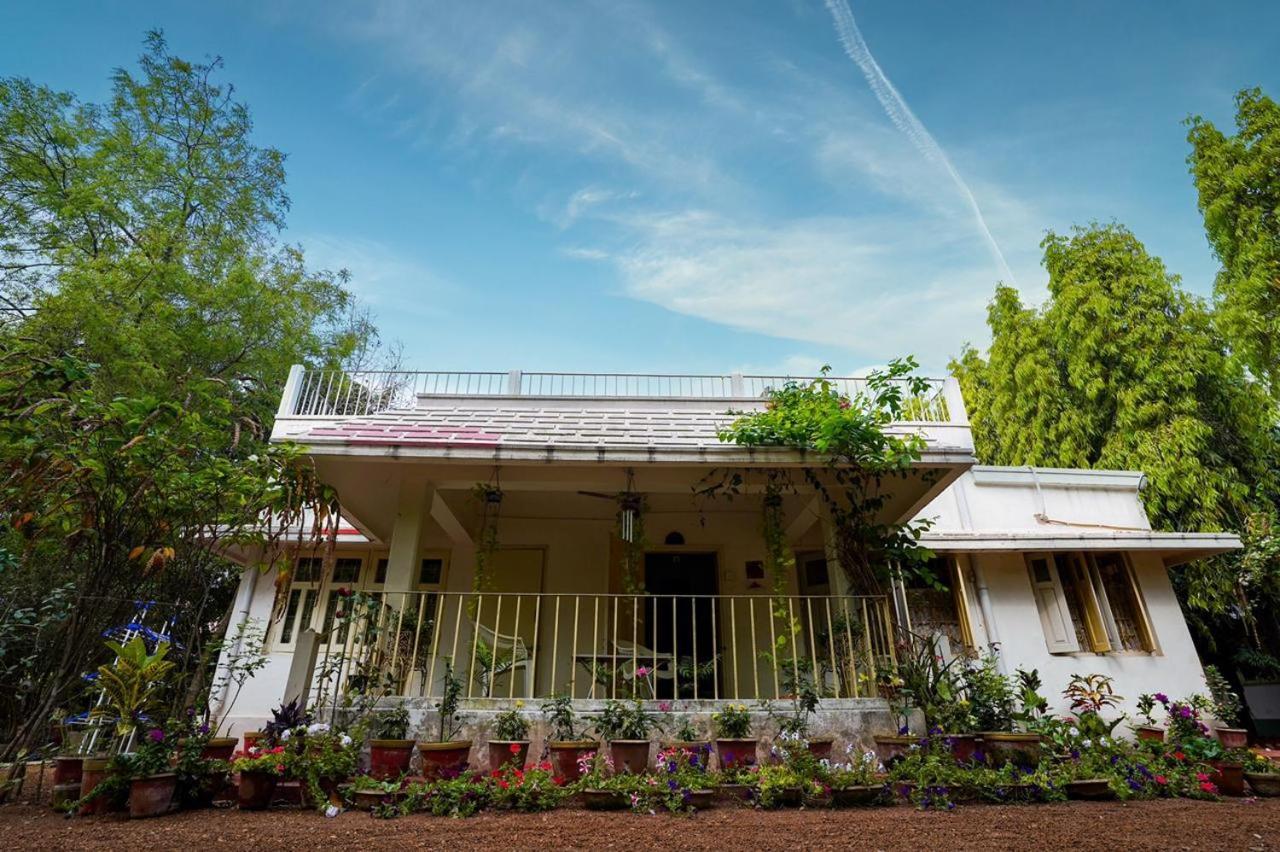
1028;556;1079;653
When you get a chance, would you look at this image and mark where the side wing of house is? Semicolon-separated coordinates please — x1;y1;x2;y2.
910;466;1238;717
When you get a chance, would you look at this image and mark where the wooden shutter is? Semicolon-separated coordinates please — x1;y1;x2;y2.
1027;555;1079;653
1061;554;1111;653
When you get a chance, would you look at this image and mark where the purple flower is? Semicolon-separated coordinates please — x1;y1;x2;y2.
197;723;210;735
668;778;678;790
898;724;909;735
1154;692;1169;704
147;728;165;743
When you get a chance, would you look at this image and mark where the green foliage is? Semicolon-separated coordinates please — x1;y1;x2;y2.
433;661;464;743
93;636;175;735
957;651;1016;733
492;704;530;741
540;695;580;742
1202;665;1243;727
369;701;411;741
716;360;937;594
710;702;752;739
951;223;1279;615
588;699;663;741
1187;87;1280;397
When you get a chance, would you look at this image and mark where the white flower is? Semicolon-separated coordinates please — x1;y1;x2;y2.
1081;738;1093;749
340;734;352;747
1068;726;1080;738
307;722;331;734
280;729;291;741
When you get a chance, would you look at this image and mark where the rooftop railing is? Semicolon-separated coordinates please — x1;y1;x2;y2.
278;367;964;423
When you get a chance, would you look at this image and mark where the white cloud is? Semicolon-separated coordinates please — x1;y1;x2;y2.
296;233;454;318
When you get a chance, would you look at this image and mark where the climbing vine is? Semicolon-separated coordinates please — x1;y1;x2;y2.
716;359;939;595
471;483;504;595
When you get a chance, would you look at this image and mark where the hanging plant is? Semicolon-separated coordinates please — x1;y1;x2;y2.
761;479;801;669
472;483;504;595
616;491;647;595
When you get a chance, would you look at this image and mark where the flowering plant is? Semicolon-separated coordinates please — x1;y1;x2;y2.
489;760;565;812
295;726;358;809
711;703;752;739
540;695;582;742
587;699;662;741
824;744;885;788
231;744;291;776
420;773;492;817
640;746;715;812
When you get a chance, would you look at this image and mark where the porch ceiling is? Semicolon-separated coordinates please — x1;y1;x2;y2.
312;455;968;544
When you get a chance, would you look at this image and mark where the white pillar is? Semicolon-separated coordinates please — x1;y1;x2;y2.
385;475;434;605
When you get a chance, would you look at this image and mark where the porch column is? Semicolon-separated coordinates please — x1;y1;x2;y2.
384;475;435;606
821;516;852;598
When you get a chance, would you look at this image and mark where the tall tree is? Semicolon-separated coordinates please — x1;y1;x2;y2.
0;32;372;755
1187;88;1280;398
951;223;1279;611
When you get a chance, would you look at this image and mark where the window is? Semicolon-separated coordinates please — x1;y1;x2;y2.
1027;552;1156;654
902;556;975;658
275;556;365;649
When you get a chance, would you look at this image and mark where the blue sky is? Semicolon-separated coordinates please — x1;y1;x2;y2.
4;1;1278;375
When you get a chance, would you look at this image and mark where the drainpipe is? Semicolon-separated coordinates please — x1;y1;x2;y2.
971;562;1003;671
210;562;261;722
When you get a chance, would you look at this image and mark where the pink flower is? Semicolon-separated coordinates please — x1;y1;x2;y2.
635;666;650;678
658;701;671;713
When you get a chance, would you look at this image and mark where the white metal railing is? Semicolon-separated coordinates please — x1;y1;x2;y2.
281;367;958;422
306;591;897;706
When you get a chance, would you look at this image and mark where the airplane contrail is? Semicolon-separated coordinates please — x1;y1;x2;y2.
823;0;1016;284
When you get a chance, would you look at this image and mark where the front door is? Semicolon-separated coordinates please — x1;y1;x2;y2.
644;552;718;699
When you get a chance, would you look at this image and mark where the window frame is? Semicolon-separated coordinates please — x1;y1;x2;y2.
1026;551;1157;656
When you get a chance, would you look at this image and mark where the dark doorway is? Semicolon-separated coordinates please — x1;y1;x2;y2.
644;552;718;699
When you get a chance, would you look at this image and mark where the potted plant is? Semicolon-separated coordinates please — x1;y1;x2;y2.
970;660;1046;765
588;699;661;773
122;727;178;819
711;703;757;772
368;702;414;780
1204;665;1248;749
576;750;636;810
1133;693;1165;742
769;681;831;759
232;744;289;809
1244;753;1280;797
1163;695;1246;797
417;661;472;780
541;696;596;782
345;774;407;811
650;745;717;811
489;703;531;772
828;745;887;806
296;724;358;810
662;714;710;755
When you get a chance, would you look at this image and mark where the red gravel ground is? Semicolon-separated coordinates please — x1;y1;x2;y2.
1;798;1278;851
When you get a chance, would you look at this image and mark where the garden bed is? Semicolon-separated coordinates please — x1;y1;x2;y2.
1;799;1278;850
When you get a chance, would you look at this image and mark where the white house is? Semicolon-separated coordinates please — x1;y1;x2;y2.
209;367;1236;740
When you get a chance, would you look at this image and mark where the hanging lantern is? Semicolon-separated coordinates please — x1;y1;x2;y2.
620;494;640;542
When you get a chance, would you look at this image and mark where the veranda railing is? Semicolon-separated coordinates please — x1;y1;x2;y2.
281;368;955;423
308;591;897;706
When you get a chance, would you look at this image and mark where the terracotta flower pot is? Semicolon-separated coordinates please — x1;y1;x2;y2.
488;740;530;773
872;734;914;767
662;740;712;755
53;755;84;787
1065;778;1114;800
242;731;265;751
582;788;629;810
368;739;414;780
1209;761;1245;797
979;732;1043;766
610;740;652;774
832;784;883;806
548;741;598;782
78;756;113;816
714;738;758;772
1216;727;1248;750
1245;772;1280;797
1135;725;1165;743
201;738;238;763
945;733;980;764
806;738;835;761
237;770;278;810
417;740;472;780
129;772;176;819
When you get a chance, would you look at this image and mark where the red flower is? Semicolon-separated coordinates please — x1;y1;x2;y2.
509;743;521;754
1154;775;1168;786
498;780;509;790
275;763;285;773
337;587;352;598
539;761;552;772
1200;781;1218;794
1195;772;1210;782
1173;751;1186;761
490;769;502;778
